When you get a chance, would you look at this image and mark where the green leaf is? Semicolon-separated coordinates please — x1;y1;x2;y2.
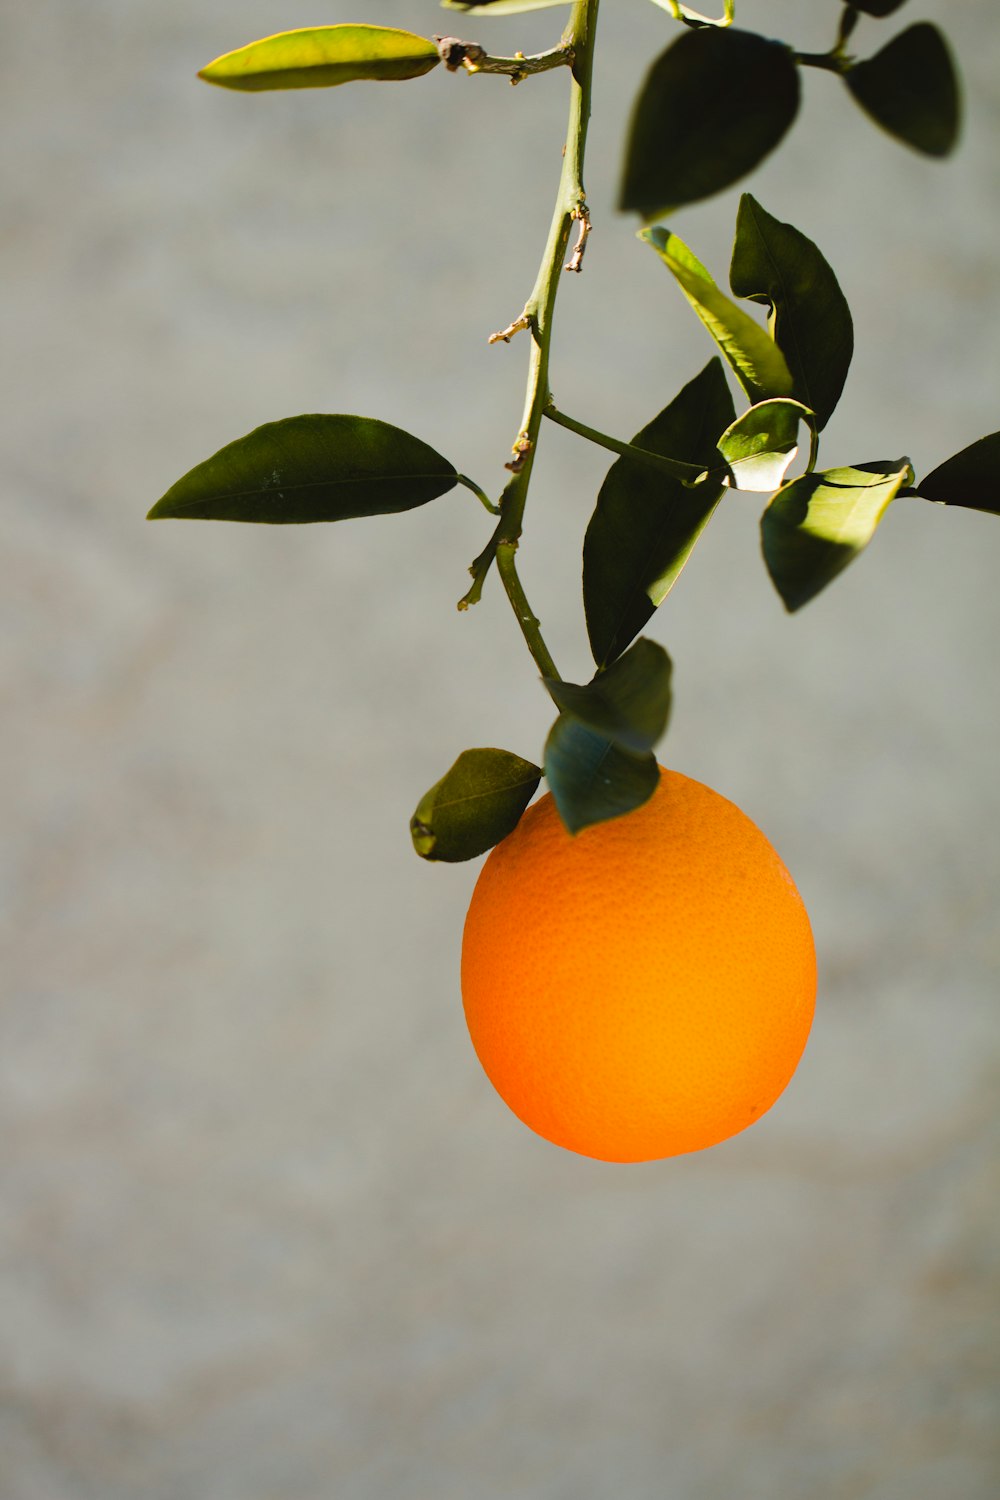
730;195;854;430
544;716;659;837
544;639;673;756
915;432;1000;516
199;26;440;92
717;400;816;493
845;23;960;157
762;458;914;611
583;360;735;668
619;27;800;218
410;749;541;863
641;227;794;406
148;415;458;523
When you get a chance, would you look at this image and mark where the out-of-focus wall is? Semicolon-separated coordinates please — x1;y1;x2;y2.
2;3;998;1496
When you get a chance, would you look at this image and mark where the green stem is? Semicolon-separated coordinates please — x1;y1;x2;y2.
793;6;857;78
456;473;500;514
651;0;734;25
794;50;851;75
502;0;598;529
836;5;860;52
459;0;600;670
495;543;561;683
543;402;709;484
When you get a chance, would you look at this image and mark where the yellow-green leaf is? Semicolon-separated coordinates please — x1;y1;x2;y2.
762;459;914;611
717;400;817;493
641;227;794;407
199;26;441;93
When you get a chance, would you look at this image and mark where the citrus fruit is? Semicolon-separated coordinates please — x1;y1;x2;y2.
461;767;816;1162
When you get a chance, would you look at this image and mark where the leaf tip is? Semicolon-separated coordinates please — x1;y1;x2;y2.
409;817;437;861
196;62;227;88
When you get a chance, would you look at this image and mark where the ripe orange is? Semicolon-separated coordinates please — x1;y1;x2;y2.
461;767;816;1162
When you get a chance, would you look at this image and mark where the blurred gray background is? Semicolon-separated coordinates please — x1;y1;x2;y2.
3;1;998;1496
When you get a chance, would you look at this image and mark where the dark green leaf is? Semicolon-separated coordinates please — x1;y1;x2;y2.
717;399;815;493
730;194;854;430
641;227;794;407
410;749;541;863
915;432;1000;515
544;639;673;756
148;415;458;523
847;1;910;16
620;27;800;219
544;716;659;837
845;23;960;157
199;25;441;92
583;360;736;668
762;458;914;611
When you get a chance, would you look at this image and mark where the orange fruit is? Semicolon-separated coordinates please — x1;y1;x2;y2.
461;767;816;1162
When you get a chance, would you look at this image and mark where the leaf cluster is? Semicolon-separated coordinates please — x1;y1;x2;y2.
149;2;993;860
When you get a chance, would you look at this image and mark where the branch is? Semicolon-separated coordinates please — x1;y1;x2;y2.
565;206;593;273
434;37;574;84
459;0;600;674
495;542;561;683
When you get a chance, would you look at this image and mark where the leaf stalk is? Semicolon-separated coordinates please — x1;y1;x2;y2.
794;52;851;75
652;0;735;26
456;473;500;514
543;402;711;485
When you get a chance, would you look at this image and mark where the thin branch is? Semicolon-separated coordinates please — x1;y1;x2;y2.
488;311;531;346
494;0;598;524
565;206;593;273
458;530;499;611
460;0;600;640
495;542;561;683
434;37;574;84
